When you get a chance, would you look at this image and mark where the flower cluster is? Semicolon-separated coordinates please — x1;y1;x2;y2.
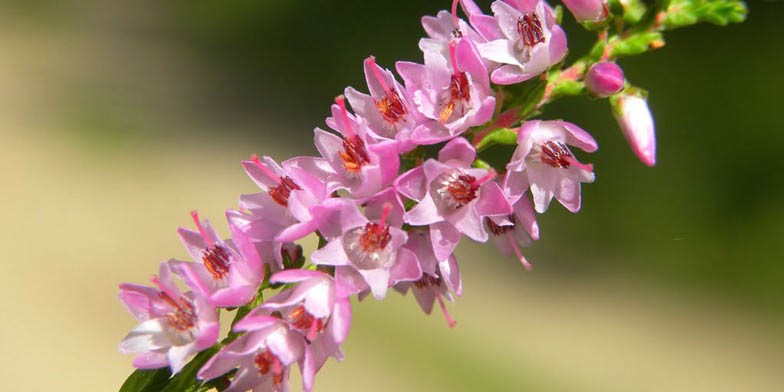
118;0;746;390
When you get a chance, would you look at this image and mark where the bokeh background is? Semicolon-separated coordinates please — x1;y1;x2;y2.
1;0;782;390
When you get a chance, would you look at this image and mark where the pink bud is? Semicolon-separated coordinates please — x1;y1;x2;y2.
612;93;656;167
562;0;607;23
585;62;625;98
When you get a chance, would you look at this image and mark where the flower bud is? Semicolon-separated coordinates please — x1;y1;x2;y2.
611;92;656;167
562;0;607;23
585;62;625;98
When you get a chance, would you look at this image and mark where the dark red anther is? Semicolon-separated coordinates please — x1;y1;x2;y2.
358;222;391;253
202;244;232;280
375;91;408;125
540;141;573;168
447;174;479;206
414;274;442;289
268;176;301;207
485;215;516;236
339;134;371;174
517;13;545;47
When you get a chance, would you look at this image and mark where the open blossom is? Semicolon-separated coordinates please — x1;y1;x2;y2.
486;172;540;270
118;261;219;373
395;230;461;327
308;96;400;199
476;0;567;84
612;92;656;167
198;315;305;392
508;120;598;213
171;211;264;307
260;270;351;391
396;137;512;260
310;198;421;299
345;57;419;147
419;4;486;58
397;38;496;144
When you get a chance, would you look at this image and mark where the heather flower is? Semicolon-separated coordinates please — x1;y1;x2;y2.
611;91;656;167
486;173;540;269
345;57;418;146
395;137;512;260
397;38;496;144
562;0;608;23
310;198;421;299
171;211;264;308
476;0;567;84
260;270;351;391
585;61;625;98
118;261;219;373
198;315;305;392
306;96;401;199
508;120;598;213
419;2;486;58
395;230;461;327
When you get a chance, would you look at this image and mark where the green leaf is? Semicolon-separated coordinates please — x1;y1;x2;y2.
160;346;221;392
662;0;747;29
611;32;664;57
119;368;172;392
476;128;517;153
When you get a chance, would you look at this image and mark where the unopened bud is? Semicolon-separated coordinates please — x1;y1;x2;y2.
563;0;607;23
611;92;656;167
585;62;625;98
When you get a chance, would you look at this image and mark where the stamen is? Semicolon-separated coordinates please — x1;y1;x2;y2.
440;44;471;124
538;141;594;172
472;171;496;187
339;135;370;175
335;95;355;138
190;210;212;245
250;155;283;184
367;56;408;127
433;286;457;328
201;244;232;280
485;215;515;236
517;13;546;47
378;202;392;229
268;176;301;207
448;41;461;76
150;275;180;307
506;231;532;271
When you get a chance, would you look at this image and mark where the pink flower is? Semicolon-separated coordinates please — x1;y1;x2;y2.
171;211;264;308
476;0;567;84
260;270;351;392
307;96;401;199
310;198;421;300
419;2;486;57
345;57;419;146
118;261;219;373
611;92;656;167
395;137;512;260
394;230;461;328
397;38;496;144
198;315;305;392
486;172;540;269
585;61;625;98
562;0;608;23
508;120;598;213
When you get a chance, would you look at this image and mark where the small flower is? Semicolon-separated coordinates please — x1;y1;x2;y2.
345;57;418;145
307;96;401;199
310;199;421;299
198;315;305;392
562;0;608;23
585;61;625;98
118;261;219;373
171;211;264;308
419;3;486;58
486;173;540;269
476;0;567;84
397;39;496;144
261;270;352;391
611;91;656;167
394;230;461;328
508;120;598;213
395;137;512;260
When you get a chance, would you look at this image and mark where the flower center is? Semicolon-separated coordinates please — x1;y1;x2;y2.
159;292;197;332
288;305;326;341
254;349;284;385
367;56;408;128
339;135;371;175
201;244;232;280
440;43;472;124
434;171;480;210
539;141;573;168
485;215;516;236
343;221;394;270
268;176;301;207
414;274;442;289
517;13;545;47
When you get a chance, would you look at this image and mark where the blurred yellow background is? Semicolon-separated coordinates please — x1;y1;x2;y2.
1;1;782;391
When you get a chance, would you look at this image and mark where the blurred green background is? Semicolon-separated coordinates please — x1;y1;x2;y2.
1;0;782;390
